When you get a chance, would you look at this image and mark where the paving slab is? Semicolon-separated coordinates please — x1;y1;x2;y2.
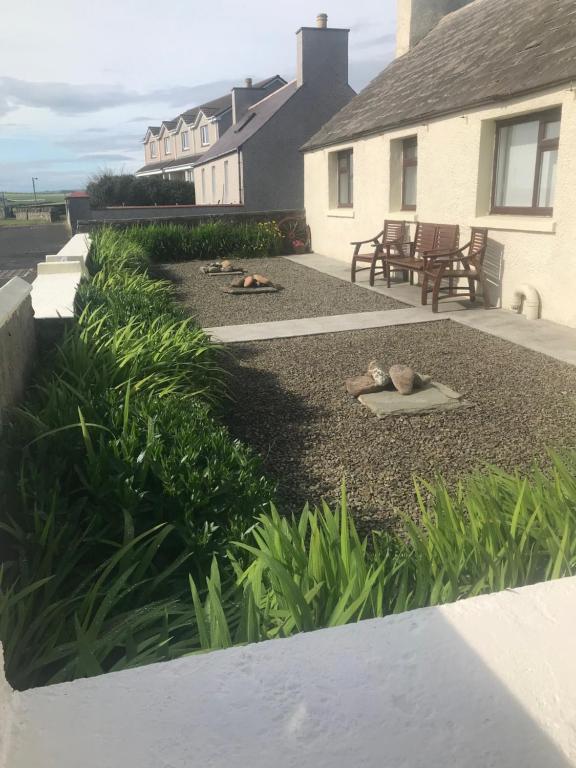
358;381;470;418
206;306;446;343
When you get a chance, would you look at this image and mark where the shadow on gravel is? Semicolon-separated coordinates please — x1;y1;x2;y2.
219;343;335;515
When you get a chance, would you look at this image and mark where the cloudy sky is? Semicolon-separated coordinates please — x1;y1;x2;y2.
0;0;395;192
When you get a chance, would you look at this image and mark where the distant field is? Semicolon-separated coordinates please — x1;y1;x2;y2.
2;191;68;204
0;218;55;228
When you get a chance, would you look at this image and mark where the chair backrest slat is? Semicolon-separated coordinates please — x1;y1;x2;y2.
382;220;407;245
434;224;459;251
413;223;437;255
467;227;489;269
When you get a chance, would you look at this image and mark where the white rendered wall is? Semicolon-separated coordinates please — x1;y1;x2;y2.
6;576;576;767
31;233;91;319
304;85;576;328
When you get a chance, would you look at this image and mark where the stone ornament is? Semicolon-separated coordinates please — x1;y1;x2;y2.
345;361;432;398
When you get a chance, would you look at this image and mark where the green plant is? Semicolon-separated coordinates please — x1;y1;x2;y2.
87;171;195;208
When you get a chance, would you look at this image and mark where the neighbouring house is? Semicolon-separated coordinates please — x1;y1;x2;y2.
303;0;576;328
135;77;287;182
192;14;356;210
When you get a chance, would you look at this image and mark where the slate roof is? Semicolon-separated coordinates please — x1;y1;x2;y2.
179;76;286;125
303;0;576;151
135;155;202;175
195;80;299;165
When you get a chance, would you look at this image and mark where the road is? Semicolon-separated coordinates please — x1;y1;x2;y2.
0;223;69;287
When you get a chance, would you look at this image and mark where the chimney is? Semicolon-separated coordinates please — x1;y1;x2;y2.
296;13;350;88
232;80;269;125
396;0;474;57
244;77;253;88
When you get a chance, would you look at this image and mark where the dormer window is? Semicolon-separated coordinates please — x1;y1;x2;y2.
164;137;172;154
200;126;210;146
181;131;190;151
150;141;157;158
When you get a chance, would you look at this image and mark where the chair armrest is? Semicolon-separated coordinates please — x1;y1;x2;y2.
350;230;385;246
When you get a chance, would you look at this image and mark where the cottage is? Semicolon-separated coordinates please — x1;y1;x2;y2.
193;14;356;210
303;0;576;328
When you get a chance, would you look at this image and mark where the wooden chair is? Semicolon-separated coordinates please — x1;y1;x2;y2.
385;223;459;287
351;220;407;286
421;227;490;312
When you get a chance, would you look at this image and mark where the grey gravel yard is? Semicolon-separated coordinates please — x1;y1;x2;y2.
220;322;576;530
154;257;407;327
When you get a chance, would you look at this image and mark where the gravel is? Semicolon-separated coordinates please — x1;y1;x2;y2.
219;322;576;531
154;257;407;327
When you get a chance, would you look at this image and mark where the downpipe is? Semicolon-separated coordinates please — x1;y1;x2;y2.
511;284;540;320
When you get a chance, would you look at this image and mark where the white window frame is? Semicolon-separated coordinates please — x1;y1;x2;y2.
181;131;189;151
164;137;172;155
211;166;216;202
200;125;210;146
201;168;206;202
150;141;157;159
223;160;229;203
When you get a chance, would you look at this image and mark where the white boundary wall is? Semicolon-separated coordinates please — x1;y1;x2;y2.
5;576;576;767
0;278;35;429
31;233;90;320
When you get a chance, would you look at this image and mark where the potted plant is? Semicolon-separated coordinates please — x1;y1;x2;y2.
292;238;307;254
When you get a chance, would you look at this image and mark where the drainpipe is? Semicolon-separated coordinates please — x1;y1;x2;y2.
511;284;540;320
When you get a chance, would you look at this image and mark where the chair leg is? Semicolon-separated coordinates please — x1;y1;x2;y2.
369;257;376;287
468;277;476;302
351;257;356;283
421;273;429;305
432;270;444;313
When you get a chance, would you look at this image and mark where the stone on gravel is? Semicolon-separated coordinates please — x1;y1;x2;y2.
253;274;271;286
244;276;255;288
368;360;391;387
230;277;245;288
346;374;384;398
414;372;432;388
390;364;416;395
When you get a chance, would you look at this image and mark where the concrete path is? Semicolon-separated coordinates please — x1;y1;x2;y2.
206;306;446;343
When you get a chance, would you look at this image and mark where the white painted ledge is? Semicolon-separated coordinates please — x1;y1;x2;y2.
6;577;576;768
473;214;556;234
56;233;91;260
0;278;32;330
31;273;80;319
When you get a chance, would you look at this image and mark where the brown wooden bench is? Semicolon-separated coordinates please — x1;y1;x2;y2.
385;222;459;288
351;220;408;286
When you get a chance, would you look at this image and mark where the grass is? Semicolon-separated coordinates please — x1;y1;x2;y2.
2;192;67;204
0;218;59;228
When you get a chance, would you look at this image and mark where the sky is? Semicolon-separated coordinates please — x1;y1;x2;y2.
0;0;395;192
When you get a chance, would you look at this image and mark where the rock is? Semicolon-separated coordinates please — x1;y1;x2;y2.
345;374;385;398
414;373;432;388
253;273;271;286
243;276;255;288
230;277;245;288
368;360;391;387
221;260;232;268
389;364;416;395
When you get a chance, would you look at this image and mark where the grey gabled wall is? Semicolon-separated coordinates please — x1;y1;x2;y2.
241;81;355;211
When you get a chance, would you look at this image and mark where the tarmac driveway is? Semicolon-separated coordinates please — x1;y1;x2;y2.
0;223;69;287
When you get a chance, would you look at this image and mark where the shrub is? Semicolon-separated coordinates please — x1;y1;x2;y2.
87;172;195;208
122;220;283;262
190;456;576;651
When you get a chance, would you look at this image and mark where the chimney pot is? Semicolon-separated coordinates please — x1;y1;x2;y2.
316;13;328;28
244;77;253;88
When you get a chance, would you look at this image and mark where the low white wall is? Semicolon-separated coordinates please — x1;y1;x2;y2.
0;278;35;429
31;233;91;320
6;576;576;767
0;648;14;768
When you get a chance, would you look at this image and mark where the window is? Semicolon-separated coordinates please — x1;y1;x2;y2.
211;166;216;202
164;137;171;154
402;137;417;211
200;125;210;146
201;168;206;202
181;131;189;151
150;141;157;158
223;161;229;203
337;149;353;207
492;109;561;216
